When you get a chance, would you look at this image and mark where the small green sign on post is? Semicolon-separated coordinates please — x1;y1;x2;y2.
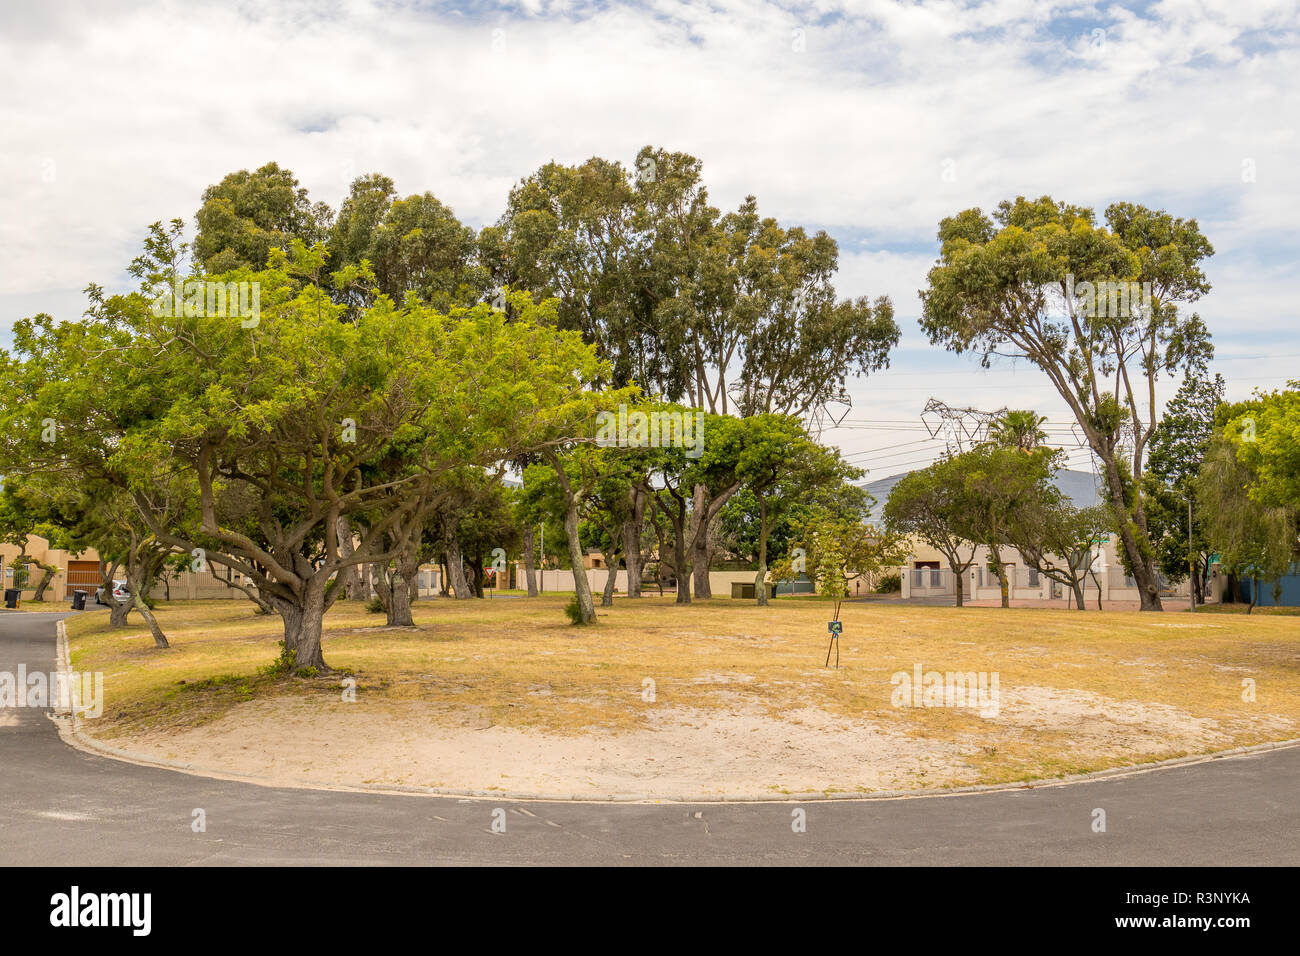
825;620;842;668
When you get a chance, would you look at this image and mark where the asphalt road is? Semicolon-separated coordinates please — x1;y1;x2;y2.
2;610;1298;865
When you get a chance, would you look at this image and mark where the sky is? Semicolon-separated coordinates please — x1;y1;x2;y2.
1;0;1296;483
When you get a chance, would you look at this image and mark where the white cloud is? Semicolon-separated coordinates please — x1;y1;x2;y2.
0;0;1295;459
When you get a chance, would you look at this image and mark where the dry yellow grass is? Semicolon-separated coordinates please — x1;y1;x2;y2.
64;594;1300;787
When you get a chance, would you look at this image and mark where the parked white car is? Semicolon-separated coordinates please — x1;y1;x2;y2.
95;580;130;605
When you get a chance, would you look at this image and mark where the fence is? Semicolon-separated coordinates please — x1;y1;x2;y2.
910;568;950;591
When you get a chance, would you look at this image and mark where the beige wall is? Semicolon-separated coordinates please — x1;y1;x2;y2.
0;535;102;602
894;535;1192;602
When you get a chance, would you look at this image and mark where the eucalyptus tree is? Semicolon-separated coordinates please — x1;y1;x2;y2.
329;177;487;311
194;162;333;272
920;196;1215;610
487;148;898;600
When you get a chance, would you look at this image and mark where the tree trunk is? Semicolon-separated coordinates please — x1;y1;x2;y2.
600;549;618;607
624;487;645;598
522;525;539;597
660;496;691;606
755;500;770;607
546;452;596;623
691;484;712;599
1103;456;1163;610
271;584;328;671
385;547;418;626
130;582;169;649
673;526;691;606
388;571;414;625
467;557;485;598
561;494;596;622
31;564;56;602
336;517;361;599
443;529;471;600
107;600;130;627
952;562;965;607
372;561;393;615
1071;579;1086;610
988;547;1009;608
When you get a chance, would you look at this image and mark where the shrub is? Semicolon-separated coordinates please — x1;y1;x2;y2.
259;642;298;678
365;596;386;614
875;571;902;594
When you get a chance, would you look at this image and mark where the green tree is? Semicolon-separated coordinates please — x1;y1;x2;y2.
0;477;77;602
489;148;898;600
883;456;982;607
732;415;860;605
770;505;905;612
81;480;180;643
1009;495;1113;610
1;231;608;669
456;478;523;598
950;441;1058;608
330;177;487;311
1197;429;1296;612
1223;383;1300;510
920;196;1215;611
1144;370;1225;603
988;409;1047;452
194;162;332;272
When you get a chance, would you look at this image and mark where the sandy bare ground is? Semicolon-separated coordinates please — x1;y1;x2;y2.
95;685;1289;798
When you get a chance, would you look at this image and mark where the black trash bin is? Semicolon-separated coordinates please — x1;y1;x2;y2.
3;589;19;609
71;590;87;611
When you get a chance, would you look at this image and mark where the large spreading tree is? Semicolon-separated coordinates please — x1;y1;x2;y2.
920;196;1215;610
1;231;608;668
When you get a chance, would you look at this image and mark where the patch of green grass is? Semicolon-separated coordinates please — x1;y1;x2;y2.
1196;604;1300;616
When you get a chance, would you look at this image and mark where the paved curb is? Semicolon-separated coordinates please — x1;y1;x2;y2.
53;620;1300;805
